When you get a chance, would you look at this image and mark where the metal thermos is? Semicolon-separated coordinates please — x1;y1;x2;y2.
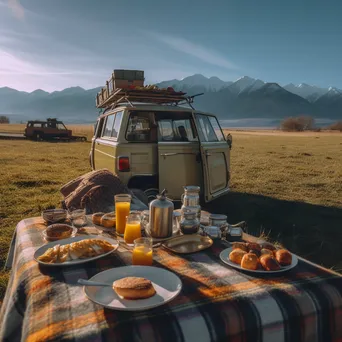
149;189;174;238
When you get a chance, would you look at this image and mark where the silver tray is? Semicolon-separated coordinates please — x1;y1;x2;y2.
162;234;213;254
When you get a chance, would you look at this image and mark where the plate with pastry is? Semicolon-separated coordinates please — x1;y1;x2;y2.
83;266;182;311
42;223;77;242
34;235;119;266
219;241;298;274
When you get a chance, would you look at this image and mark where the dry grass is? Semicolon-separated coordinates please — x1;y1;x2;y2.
223;130;342;207
0;128;342;301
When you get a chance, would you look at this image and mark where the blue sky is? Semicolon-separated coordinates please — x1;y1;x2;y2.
1;0;342;92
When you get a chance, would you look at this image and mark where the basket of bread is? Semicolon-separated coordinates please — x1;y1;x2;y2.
220;241;297;273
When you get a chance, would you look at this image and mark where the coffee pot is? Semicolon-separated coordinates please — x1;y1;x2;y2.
149;189;174;238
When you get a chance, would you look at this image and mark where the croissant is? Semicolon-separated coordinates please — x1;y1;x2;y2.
37;239;115;263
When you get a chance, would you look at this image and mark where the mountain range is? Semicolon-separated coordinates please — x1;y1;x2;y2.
1;75;341;124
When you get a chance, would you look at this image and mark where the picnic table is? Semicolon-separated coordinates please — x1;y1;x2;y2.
1;217;342;342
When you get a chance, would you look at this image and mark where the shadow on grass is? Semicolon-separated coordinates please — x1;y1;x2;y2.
204;192;342;271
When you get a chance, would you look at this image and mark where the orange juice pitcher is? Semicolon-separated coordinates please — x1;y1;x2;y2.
124;212;141;245
115;194;131;235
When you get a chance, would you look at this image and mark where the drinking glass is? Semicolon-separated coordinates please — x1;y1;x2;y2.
69;208;87;228
115;194;131;236
124;212;141;245
132;237;153;266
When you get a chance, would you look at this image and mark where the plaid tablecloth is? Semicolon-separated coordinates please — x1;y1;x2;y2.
1;218;342;342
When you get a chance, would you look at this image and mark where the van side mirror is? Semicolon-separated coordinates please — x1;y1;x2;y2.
226;133;232;149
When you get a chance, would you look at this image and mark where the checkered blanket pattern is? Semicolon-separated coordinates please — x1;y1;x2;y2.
1;217;342;342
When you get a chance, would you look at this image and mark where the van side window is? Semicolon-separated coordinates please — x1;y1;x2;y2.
102;114;115;137
196;115;218;142
208;117;225;141
111;111;123;138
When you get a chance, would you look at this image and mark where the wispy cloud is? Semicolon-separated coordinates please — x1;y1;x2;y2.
146;31;238;70
7;0;24;19
0;50;97;76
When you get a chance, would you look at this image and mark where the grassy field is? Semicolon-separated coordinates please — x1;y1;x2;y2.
0;127;342;302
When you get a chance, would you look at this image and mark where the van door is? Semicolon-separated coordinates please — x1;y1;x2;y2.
158;118;202;200
193;114;230;202
93;111;123;172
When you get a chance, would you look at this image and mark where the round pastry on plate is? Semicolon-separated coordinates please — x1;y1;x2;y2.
113;277;156;299
232;242;248;252
259;242;277;251
260;255;281;271
229;248;247;264
241;253;259;270
92;212;104;225
275;249;292;266
246;242;261;252
260;248;274;257
101;213;116;228
249;249;261;257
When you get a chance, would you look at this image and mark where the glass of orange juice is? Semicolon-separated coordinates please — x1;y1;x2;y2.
115;194;131;236
124;211;141;245
132;237;153;266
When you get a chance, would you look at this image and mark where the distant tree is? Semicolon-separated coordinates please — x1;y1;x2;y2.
0;115;10;124
280;116;315;131
297;116;315;130
328;121;342;132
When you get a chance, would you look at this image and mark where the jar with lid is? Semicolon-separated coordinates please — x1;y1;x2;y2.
181;185;201;220
209;214;228;234
180;211;200;235
199;225;222;240
140;210;150;233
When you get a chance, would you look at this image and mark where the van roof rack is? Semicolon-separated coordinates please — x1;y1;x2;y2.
96;87;203;110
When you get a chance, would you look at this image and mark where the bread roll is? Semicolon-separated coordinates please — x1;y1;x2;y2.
260;242;277;251
260;248;273;257
101;213;116;228
246;243;261;252
249;249;261;257
260;255;281;271
113;277;156;299
229;248;247;264
92;212;104;225
275;249;292;266
232;242;248;252
240;253;259;270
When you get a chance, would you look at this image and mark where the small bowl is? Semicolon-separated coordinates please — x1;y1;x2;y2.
42;209;68;224
42;225;77;242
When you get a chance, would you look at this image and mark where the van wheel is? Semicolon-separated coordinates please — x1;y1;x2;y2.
33;132;42;141
144;188;159;203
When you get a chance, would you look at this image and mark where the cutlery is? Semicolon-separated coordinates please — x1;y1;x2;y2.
78;279;112;287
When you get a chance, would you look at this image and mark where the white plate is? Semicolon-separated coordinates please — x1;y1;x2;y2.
219;247;298;274
83;266;182;311
34;235;119;267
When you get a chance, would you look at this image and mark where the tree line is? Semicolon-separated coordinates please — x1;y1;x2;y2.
0;115;10;124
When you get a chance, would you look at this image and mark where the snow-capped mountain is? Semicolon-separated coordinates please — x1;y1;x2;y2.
239;79;266;94
284;83;329;101
156;74;231;91
1;75;342;123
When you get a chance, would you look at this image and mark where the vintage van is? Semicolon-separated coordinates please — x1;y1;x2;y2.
89;103;232;203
